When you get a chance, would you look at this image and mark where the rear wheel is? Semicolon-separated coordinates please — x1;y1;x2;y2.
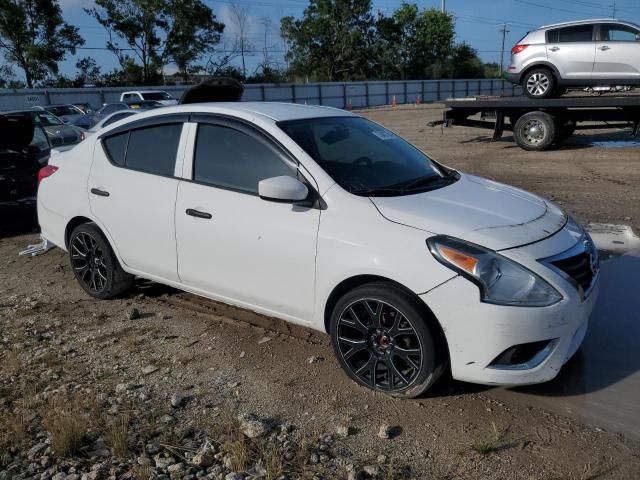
329;283;445;398
522;68;556;99
69;223;134;299
513;111;557;151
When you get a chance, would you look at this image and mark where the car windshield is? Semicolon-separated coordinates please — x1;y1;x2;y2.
46;105;81;116
279;116;455;196
142;92;171;100
33;112;64;127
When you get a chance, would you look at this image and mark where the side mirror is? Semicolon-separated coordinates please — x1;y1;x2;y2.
259;176;309;203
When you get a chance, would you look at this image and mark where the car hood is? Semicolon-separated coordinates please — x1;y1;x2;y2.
371;174;566;250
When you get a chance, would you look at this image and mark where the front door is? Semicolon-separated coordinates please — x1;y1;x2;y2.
593;23;640;81
175;120;320;324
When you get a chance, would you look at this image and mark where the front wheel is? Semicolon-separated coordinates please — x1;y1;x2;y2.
522;68;556;99
330;283;445;398
69;223;134;299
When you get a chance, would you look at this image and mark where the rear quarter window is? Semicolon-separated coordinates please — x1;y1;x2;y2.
103;132;128;166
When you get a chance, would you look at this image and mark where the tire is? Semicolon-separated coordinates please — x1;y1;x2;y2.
329;282;445;398
522;68;556;99
68;223;134;299
513;111;557;151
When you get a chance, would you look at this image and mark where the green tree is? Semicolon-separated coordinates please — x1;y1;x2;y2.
0;0;84;88
87;0;224;85
163;0;224;82
281;0;377;81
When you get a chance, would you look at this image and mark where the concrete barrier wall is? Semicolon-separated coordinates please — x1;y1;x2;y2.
0;79;522;111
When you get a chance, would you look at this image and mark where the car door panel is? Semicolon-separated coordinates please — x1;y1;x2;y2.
593;24;640;80
546;25;595;79
175;121;320;324
88;123;187;282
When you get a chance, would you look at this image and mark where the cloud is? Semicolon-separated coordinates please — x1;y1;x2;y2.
217;4;262;40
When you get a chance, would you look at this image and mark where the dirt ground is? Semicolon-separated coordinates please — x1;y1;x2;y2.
2;104;640;480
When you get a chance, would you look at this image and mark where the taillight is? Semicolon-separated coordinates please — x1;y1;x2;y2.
38;165;58;184
79;131;86;141
511;44;529;55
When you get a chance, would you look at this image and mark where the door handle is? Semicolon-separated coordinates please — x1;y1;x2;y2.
549;46;560;52
90;188;110;197
186;208;212;219
599;45;610;51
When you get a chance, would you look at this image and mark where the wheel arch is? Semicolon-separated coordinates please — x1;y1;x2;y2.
323;275;450;361
64;216;95;249
520;62;561;84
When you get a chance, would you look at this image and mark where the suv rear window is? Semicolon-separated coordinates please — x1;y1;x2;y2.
548;25;593;43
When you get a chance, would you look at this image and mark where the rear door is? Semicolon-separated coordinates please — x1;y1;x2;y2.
89;116;189;282
174;117;320;324
593;23;640;81
546;24;596;79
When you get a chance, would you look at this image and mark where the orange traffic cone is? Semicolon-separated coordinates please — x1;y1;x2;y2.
391;95;397;107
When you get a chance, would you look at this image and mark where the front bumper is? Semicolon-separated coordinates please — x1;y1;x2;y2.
421;234;599;386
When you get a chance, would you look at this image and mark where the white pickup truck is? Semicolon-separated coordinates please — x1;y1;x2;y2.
119;90;178;106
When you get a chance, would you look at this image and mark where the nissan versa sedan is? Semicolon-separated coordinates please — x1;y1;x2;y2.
37;103;599;397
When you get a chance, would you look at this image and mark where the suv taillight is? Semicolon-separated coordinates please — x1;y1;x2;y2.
511;44;529;55
38;165;58;184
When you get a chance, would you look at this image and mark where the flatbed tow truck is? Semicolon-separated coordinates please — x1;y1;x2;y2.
429;94;640;151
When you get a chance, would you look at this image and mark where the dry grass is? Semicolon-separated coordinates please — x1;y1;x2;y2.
225;439;250;472
4;348;22;376
107;411;131;458
259;443;285;480
42;393;89;457
131;462;153;480
471;422;504;455
0;409;28;448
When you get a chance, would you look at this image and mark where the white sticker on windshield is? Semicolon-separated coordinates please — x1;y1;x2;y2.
371;130;395;140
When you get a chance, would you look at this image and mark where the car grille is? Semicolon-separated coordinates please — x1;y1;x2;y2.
551;252;596;292
546;235;599;297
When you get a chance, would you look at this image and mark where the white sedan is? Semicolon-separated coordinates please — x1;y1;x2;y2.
37;102;599;397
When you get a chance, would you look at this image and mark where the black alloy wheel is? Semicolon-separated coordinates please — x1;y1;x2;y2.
69;223;134;299
330;283;444;398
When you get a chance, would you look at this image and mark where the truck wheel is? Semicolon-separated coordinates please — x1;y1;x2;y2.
522;68;556;99
69;223;134;299
513;112;557;151
329;282;445;398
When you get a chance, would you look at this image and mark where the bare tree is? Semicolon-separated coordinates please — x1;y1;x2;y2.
227;1;254;78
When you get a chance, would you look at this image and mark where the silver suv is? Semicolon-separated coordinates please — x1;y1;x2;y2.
506;19;640;99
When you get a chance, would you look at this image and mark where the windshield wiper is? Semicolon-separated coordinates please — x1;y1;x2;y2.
348;186;407;196
398;174;452;192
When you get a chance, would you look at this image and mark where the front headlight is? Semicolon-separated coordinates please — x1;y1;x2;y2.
427;236;562;307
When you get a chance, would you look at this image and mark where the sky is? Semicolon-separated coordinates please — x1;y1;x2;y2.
49;0;640;80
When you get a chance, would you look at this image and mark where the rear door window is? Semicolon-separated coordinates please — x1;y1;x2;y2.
557;25;594;43
102;123;182;175
125;124;182;176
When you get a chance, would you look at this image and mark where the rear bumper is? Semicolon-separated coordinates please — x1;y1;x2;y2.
504;72;521;85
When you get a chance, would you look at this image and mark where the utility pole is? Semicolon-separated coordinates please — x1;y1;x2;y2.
499;23;510;76
612;0;616;18
441;0;446;13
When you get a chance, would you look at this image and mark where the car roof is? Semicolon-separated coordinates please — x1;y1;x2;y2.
140;102;355;122
539;18;639;29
